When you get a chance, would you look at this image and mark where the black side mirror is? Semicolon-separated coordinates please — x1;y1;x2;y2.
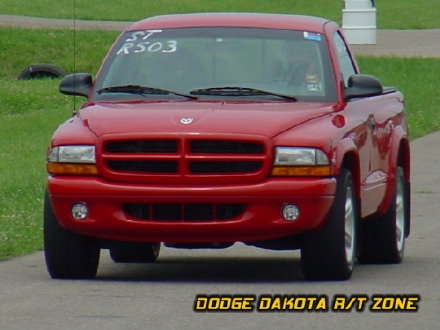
344;74;383;99
59;73;93;97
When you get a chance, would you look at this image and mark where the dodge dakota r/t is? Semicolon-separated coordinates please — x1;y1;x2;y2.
44;13;410;280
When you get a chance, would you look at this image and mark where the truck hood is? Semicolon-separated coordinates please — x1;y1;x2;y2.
79;100;334;138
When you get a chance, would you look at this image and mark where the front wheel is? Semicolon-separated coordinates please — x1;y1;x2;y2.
301;169;358;281
44;192;100;279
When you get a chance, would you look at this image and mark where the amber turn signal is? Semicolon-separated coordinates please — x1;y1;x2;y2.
272;165;332;177
47;163;99;176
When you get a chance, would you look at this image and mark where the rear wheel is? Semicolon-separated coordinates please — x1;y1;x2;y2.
110;242;160;263
358;167;408;264
44;192;100;279
301;169;358;281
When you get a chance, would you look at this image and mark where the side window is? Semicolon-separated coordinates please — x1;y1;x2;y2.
333;32;357;86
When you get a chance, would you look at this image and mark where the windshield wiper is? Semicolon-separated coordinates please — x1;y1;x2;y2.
190;86;297;101
97;85;198;100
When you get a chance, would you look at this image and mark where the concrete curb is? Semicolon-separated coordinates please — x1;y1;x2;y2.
351;29;440;58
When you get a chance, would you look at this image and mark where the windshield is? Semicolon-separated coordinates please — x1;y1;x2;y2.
94;27;336;102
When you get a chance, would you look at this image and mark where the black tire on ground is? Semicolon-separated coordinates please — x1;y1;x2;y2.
110;242;160;263
43;192;100;279
301;169;358;281
17;64;66;80
358;166;408;264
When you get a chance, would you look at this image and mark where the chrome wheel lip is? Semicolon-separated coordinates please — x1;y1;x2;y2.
345;186;355;269
395;177;405;252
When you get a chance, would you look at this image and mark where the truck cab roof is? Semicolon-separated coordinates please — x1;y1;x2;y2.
128;13;331;32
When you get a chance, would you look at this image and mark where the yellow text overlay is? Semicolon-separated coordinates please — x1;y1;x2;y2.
193;294;421;312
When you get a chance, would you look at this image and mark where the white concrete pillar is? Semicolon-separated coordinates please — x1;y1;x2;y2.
342;0;377;44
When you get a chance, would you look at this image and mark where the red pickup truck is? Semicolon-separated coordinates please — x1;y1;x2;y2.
44;13;410;280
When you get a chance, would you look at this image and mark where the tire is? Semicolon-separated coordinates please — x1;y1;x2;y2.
358;167;408;264
110;242;160;263
43;192;100;279
301;169;358;281
17;64;66;80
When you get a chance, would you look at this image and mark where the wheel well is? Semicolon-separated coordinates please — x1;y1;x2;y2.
397;138;411;237
397;139;410;182
340;151;361;199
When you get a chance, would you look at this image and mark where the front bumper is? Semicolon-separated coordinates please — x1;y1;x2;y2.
47;176;336;243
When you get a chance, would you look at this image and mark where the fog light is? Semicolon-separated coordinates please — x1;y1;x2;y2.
282;204;299;221
71;203;88;220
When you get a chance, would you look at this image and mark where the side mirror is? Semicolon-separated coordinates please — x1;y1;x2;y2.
344;74;383;99
59;73;93;97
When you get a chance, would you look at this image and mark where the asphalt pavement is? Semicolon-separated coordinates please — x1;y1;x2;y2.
0;13;439;330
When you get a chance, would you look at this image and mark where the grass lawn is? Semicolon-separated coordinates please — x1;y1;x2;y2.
0;28;117;260
0;0;439;29
0;25;439;260
0;79;72;259
0;28;119;78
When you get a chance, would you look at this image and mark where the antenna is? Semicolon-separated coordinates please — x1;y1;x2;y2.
73;0;77;111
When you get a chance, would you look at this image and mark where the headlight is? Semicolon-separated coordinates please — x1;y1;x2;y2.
274;147;329;166
272;147;331;176
47;145;98;175
48;146;96;163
